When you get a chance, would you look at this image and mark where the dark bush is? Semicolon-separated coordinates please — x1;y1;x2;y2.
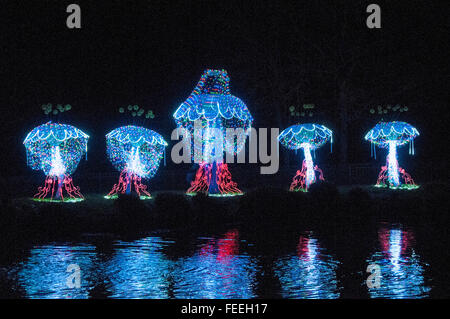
110;193;152;232
154;193;191;227
114;193;146;215
308;181;339;204
190;192;238;225
239;187;297;224
190;192;214;210
348;187;371;202
154;193;190;214
336;187;375;225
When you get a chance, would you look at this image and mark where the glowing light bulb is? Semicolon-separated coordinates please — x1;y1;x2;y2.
301;143;315;188
49;146;66;177
127;147;147;177
387;141;400;187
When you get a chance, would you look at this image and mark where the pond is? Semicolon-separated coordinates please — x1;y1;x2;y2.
0;222;438;299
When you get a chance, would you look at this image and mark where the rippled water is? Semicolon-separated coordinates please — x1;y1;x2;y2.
366;228;430;299
274;234;341;298
0;224;434;299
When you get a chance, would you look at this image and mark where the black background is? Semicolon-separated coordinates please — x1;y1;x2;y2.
1;0;449;181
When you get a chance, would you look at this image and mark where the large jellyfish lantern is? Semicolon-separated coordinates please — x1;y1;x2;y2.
105;125;167;199
23;121;89;202
278;124;333;192
173;69;253;196
365;121;419;189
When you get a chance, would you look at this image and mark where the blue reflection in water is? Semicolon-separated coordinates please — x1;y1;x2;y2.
10;231;258;299
366;227;431;299
274;234;341;299
16;244;98;299
172;229;259;298
104;237;174;298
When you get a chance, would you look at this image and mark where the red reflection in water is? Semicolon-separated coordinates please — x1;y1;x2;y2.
198;229;240;264
297;236;310;260
378;228;414;257
297;235;320;262
217;229;239;263
196;229;241;297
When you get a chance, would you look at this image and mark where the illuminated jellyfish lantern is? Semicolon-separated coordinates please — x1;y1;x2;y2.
173;69;253;196
365;121;419;189
105;125;167;199
278;123;333;192
23;121;89;202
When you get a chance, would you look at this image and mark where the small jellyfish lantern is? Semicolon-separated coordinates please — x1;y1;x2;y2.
23;122;89;202
365;121;419;189
173;69;253;196
105;125;167;199
278;124;333;192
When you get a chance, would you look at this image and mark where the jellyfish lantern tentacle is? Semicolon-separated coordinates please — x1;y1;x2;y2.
217;163;242;195
186;162;211;194
278;124;332;192
173;69;253;196
105;125;167;200
23;122;89;202
365;121;419;190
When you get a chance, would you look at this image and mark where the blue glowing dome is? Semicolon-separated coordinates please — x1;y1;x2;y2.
24;122;89;146
173;69;253;123
106;125;167;178
174;93;253;122
365;121;419;148
173;69;253;159
23;122;89;176
106;125;168;148
278;123;333;150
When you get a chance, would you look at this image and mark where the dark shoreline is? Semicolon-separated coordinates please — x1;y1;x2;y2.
2;182;448;241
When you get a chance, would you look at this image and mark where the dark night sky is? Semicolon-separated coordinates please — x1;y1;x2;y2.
1;0;449;179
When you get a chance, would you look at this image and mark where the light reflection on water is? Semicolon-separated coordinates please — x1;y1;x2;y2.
104;237;174;298
172;229;259;299
12;229;258;299
273;233;341;299
366;227;431;299
16;245;99;299
3;225;434;299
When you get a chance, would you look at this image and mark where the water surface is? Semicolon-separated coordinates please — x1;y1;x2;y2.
0;224;435;298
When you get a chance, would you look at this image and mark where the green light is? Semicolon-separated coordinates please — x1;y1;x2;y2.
373;184;419;190
186;192;243;197
290;188;308;193
32;198;84;203
185;192;197;196
104;194;152;200
208;193;243;197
